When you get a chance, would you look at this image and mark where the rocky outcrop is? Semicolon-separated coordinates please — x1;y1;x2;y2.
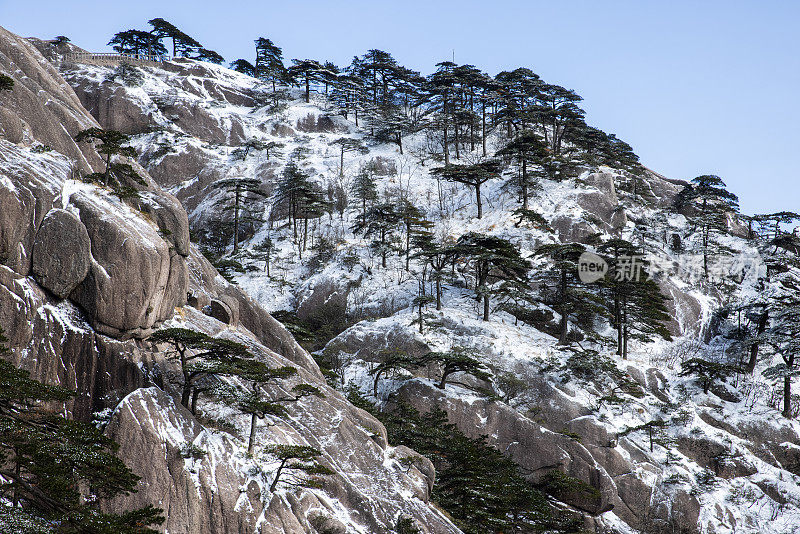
68;189;187;337
0;23;192;339
185;247;320;376
553;171;627;243
31;208;91;298
394;380;617;515
0;26;102;173
104;319;460;534
63;58;257;144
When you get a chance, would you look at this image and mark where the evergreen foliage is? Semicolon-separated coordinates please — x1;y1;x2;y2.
209;175;268;253
0;74;13;91
261;444;333;492
675;175;739;278
347;392;582;534
0;328;164;532
453;233;530;321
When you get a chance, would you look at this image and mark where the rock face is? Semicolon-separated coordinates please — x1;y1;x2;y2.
0;26;190;339
68;189;187;336
103;318;460;534
395;380;617;516
31;208;91;298
0;26;102;173
0;27;459;534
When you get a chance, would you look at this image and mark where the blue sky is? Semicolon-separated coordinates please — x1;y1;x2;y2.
2;0;797;215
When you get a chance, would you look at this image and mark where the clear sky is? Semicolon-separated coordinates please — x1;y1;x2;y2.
2;0;797;215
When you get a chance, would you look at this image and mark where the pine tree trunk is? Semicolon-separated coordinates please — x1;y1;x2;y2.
305;76;310;103
104;152;112;186
233;186;241;253
436;273;442;311
438;370;449;389
248;413;258;454
270;459;286;492
521;156;528;210
475;183;482;219
381;232;387;268
559;270;568;344
483;293;490;322
615;287;622;356
746;311;768;373
784;374;792;418
191;388;200;415
405;224;411;271
482;102;487;157
443;94;449;165
181;368;191;408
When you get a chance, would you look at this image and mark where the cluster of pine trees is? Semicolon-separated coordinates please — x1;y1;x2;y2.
0;328;164;533
347;390;583;534
109;18;223;63
226;41;642;177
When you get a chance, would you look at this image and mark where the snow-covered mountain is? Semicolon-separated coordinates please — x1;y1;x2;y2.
3;27;799;533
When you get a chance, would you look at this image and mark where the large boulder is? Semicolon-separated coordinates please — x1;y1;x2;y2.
0;141;63;276
104;388;265;534
132;190;191;256
31;208;91;298
69;190;187;337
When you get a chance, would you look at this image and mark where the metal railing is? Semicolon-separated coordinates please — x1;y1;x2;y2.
64;52;171;66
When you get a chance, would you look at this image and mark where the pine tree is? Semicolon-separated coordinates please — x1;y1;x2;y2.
763;294;800;417
210;175;268;253
411;229;453;311
368;350;420;397
418;347;491;389
0;330;164;532
215;359;323;454
537;83;585;155
147;18;203;58
496;130;549;210
534;243;604;344
352;202;401;268
254;38;287;92
453;233;530;321
108;30;166;57
597;239;672;359
0;74;13;91
192;48;224;64
74;127;144;192
329;137;368;176
230;59;256;77
318;61;340;95
350;163;378;222
424;61;458;165
261;444;333;492
675;175;739;278
431;160;501;219
397;200;428;270
275;161;329;256
288;59;323;103
253;236;274;275
148;328;251;413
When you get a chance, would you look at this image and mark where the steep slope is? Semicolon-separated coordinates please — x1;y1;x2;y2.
56;43;800;534
0;27;460;534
